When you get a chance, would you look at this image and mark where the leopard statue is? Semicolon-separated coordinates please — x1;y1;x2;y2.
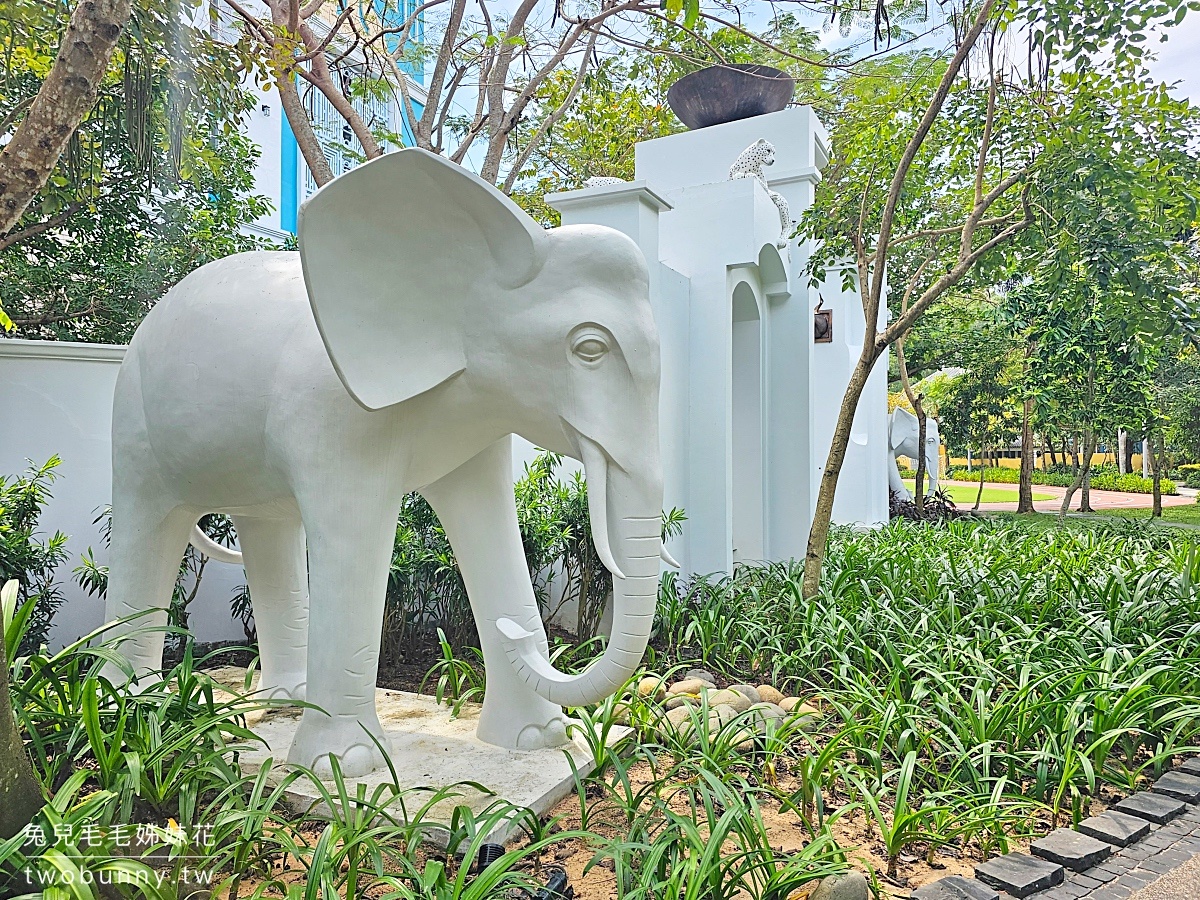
728;139;793;249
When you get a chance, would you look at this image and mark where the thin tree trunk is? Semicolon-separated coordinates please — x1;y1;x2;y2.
802;348;875;598
974;450;986;510
1149;433;1163;517
1018;397;1035;512
0;634;43;839
0;0;133;236
915;408;928;508
895;335;927;508
1079;428;1094;512
278;75;334;187
1061;430;1096;515
1143;433;1152;478
1117;429;1128;475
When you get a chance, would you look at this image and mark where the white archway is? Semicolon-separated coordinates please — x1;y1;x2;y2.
731;280;764;563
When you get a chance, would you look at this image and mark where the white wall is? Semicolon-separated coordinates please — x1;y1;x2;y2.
0;340;246;648
547;107;890;576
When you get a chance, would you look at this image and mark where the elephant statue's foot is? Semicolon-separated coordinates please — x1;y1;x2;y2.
287;711;392;778
516;716;570;750
477;703;570;751
258;674;307;703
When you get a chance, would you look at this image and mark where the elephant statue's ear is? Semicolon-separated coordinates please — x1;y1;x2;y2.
890;405;917;450
298;148;549;410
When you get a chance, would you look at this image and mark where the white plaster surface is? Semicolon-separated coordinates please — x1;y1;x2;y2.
549;106;890;577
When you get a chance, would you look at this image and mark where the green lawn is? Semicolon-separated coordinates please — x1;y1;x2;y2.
904;480;1054;504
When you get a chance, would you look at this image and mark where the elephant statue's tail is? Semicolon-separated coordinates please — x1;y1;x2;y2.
189;526;243;566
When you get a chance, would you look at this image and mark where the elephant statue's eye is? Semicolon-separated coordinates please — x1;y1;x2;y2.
572;336;609;364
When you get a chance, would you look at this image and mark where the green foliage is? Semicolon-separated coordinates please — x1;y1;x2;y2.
0;123;271;342
949;465;1177;494
2;605;565;896
1159;352;1200;463
385;452;684;662
0;459;67;654
420;629;485;715
384;491;475;657
510;15;835;222
0;0;271;339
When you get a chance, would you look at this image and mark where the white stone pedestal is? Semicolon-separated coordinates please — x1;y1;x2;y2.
209;670;620;846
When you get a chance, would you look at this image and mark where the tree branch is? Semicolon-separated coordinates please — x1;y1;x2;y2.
866;0;997;332
0;200;86;253
502;29;598;192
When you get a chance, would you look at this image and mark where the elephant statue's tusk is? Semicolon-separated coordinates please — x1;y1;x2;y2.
660;545;680;568
577;435;626;580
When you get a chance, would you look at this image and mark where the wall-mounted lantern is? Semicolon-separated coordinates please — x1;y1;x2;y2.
814;296;833;343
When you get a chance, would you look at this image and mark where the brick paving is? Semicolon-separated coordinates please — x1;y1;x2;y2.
912;767;1200;900
1013;804;1200;900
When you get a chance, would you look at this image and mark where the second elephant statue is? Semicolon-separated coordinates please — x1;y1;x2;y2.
887;406;941;501
101;149;672;776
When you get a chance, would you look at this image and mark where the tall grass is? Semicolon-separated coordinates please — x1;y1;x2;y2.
651;518;1200;834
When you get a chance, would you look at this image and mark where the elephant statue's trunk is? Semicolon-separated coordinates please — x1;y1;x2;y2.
496;438;661;708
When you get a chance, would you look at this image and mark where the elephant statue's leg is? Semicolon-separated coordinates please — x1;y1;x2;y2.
420;438;569;751
231;516;309;702
287;481;400;778
102;499;198;684
887;450;912;501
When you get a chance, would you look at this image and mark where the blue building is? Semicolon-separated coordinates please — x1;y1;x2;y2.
210;0;426;243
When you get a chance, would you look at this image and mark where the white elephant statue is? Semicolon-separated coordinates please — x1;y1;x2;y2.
102;148;673;777
887;406;940;501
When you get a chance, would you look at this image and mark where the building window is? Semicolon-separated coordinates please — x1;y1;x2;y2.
302;83;391;197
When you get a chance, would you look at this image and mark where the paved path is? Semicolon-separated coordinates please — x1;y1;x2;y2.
1024;804;1200;900
1125;854;1200;900
940;480;1194;513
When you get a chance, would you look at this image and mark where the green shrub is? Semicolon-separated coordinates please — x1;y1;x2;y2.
0;458;67;653
383;451;684;664
948;465;1176;494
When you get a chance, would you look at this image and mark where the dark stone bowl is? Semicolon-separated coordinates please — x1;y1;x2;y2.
666;64;795;130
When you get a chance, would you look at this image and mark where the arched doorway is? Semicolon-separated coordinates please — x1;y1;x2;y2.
731;281;764;563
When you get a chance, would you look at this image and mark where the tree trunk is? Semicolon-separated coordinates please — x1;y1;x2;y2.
277;75;334;187
1047;441;1058;469
0;0;133;236
802;348;877;598
914;405;928;508
895;336;926;507
1079;428;1094;512
974;451;986;510
1018;397;1035;513
0;635;43;839
1117;429;1128;475
1149;433;1163;517
1061;430;1096;515
1143;433;1151;478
